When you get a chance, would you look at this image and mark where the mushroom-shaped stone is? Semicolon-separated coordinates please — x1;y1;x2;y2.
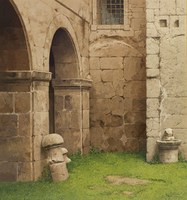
42;133;64;149
41;133;70;182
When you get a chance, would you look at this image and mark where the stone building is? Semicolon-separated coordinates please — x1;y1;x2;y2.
0;0;186;181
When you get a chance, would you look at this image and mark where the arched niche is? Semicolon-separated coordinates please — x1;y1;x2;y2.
0;0;30;71
49;28;79;133
49;28;79;79
48;28;91;154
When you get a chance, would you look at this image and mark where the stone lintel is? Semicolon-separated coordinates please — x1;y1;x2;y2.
0;71;52;83
52;78;92;90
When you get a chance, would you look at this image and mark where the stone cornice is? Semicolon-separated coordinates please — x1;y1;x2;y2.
52;78;92;89
0;71;52;83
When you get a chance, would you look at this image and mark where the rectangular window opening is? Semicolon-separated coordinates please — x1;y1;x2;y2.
98;0;124;25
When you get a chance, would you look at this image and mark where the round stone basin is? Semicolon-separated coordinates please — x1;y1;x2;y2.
157;139;182;150
157;139;182;163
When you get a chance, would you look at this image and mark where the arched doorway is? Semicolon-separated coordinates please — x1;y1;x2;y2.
49;28;79;133
49;28;91;154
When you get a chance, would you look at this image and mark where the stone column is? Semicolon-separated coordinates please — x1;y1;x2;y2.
52;78;92;154
0;71;51;181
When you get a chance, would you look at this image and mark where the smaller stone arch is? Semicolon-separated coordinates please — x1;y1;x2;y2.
43;14;81;76
46;15;91;154
49;28;79;79
49;27;80;133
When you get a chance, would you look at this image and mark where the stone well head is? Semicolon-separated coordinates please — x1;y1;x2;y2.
157;128;182;163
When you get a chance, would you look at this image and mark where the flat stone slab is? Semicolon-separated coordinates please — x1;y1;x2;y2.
106;175;151;186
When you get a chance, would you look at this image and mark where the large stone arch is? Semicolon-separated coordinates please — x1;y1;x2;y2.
0;0;34;182
0;0;31;71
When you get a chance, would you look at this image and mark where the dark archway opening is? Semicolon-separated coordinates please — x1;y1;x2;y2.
0;0;29;71
49;28;79;134
49;50;55;133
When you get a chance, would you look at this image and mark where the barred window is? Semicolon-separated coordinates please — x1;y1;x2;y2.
98;0;124;25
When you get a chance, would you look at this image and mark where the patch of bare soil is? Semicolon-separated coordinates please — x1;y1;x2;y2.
123;191;134;196
106;175;151;186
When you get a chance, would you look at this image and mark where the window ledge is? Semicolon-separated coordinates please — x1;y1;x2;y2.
91;24;130;31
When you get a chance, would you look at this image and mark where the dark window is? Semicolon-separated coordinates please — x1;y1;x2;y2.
98;0;124;25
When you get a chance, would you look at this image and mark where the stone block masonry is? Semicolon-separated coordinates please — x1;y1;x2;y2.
89;0;147;152
0;71;51;181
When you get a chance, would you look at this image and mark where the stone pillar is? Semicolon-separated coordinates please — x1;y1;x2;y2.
52;79;92;154
0;71;51;181
32;72;51;180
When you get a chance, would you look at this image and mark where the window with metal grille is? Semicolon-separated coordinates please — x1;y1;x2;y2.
98;0;124;25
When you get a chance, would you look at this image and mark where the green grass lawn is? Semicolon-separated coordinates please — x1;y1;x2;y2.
1;152;187;200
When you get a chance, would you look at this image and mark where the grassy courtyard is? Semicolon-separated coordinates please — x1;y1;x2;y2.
0;152;187;200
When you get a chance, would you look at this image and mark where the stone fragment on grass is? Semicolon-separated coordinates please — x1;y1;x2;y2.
106;175;151;185
42;133;70;182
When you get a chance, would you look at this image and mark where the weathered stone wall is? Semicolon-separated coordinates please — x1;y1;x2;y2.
146;0;187;161
89;0;146;152
0;78;32;181
0;71;51;181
